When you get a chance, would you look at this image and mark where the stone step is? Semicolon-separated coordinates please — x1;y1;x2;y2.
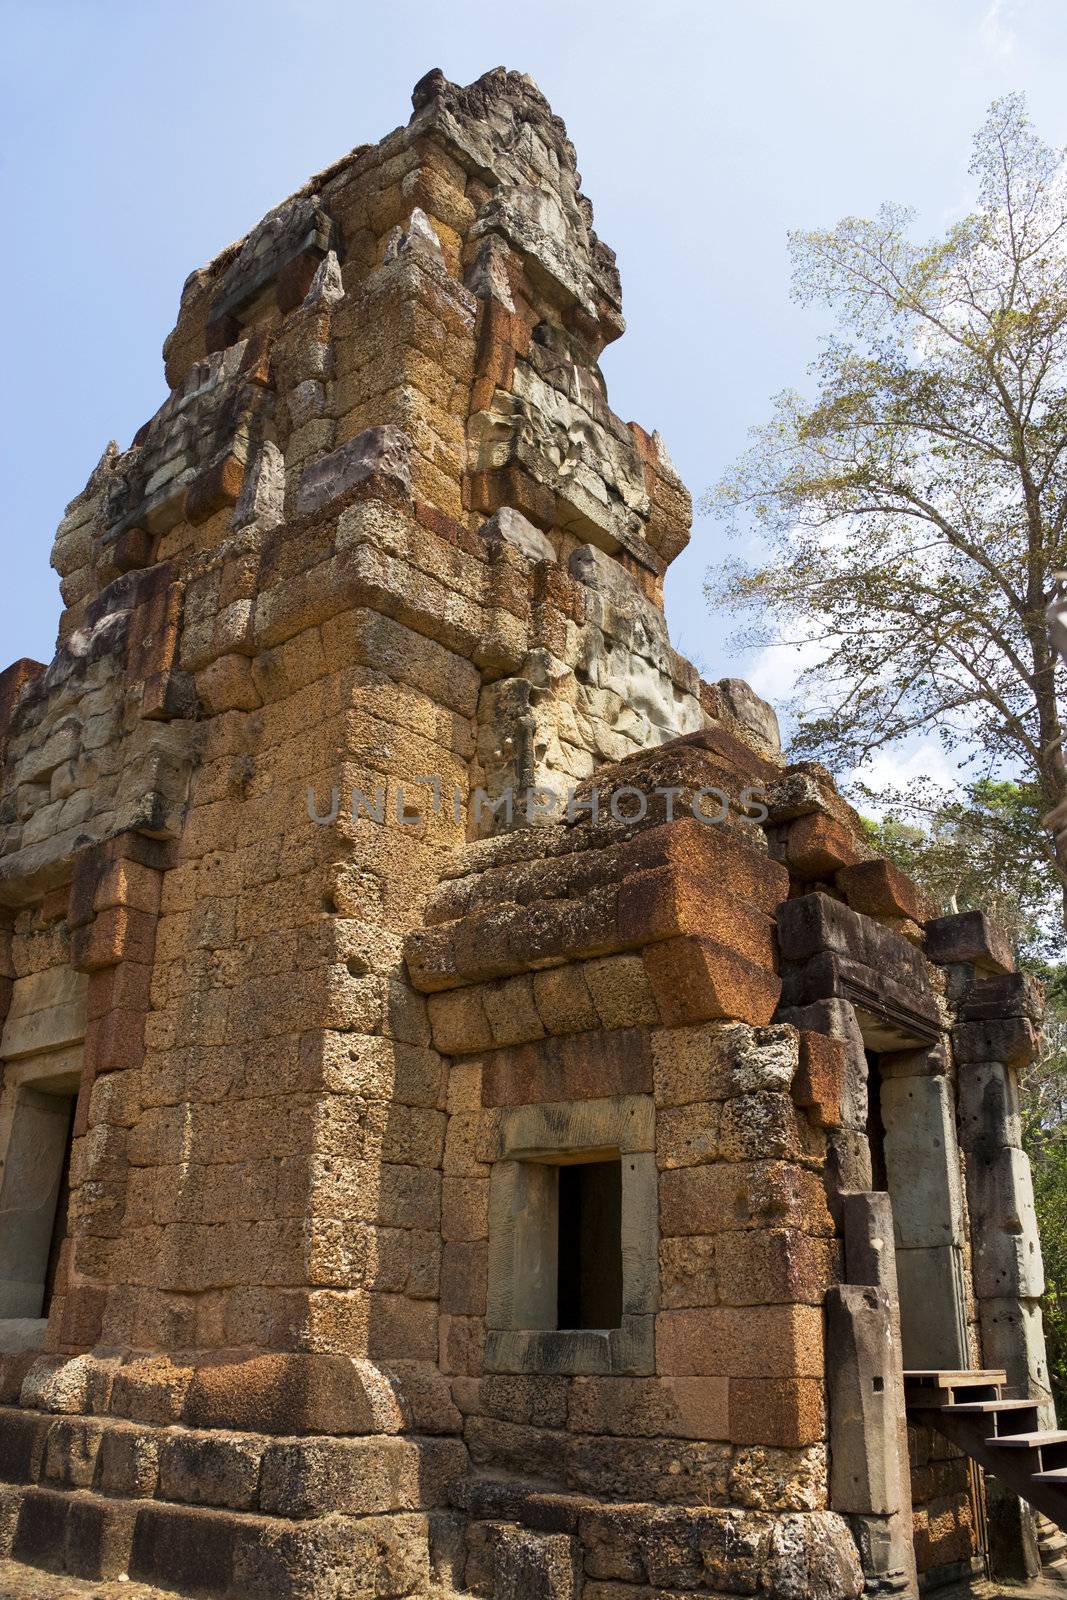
1037;1514;1067;1569
3;1482;437;1597
0;1404;466;1519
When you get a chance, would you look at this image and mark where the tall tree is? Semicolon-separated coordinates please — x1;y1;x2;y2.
708;95;1067;924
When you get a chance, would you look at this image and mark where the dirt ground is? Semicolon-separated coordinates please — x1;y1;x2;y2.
0;1560;1062;1600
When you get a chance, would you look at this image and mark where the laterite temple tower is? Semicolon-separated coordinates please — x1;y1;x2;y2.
0;68;1059;1598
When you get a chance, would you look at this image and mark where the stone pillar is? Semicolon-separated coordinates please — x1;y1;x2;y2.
938;931;1051;1581
956;1053;1052;1417
829;1190;918;1596
879;1056;969;1371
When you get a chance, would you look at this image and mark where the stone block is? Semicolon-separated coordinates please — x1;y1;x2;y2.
957;1060;1022;1152
727;1441;827;1513
107;1355;194;1425
840;1190;900;1301
442;1175;490;1243
566;1376;730;1441
728;1377;825;1447
441;1240;488;1316
196;652;262;713
0;1411;46;1484
258;1434;466;1517
493;1526;581;1600
825;1285;906;1517
960;969;1042;1021
182;1352;406;1435
295;425;412;516
482;1027;652;1107
656;1020;796;1100
715;1229;839;1307
792;1030;845;1128
656;1304;823;1378
656;1102;721;1168
658;1235;718;1309
881;1074;963;1249
532;966;600;1036
953;1015;1038;1067
158;1429;262;1510
978;1297;1053;1416
481;1374;569;1428
968;1145;1044;1299
565;1434;732;1505
659;1160;834;1239
896;1247;969;1371
14;1485;138;1580
925;909;1014;973
70;905;157;972
95;1425;160;1497
835;857;930;923
483;973;544;1047
718;1091;804;1163
824;1128;874;1206
643;938;780;1028
617;866;777;969
583;954;659;1028
785;812;863;877
42;1417;105;1489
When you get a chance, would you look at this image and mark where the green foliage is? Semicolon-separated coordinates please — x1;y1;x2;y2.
1023;969;1067;1412
858;776;1059;958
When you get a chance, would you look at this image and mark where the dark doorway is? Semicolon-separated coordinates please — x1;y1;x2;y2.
557;1158;623;1329
42;1095;76;1318
865;1050;889;1194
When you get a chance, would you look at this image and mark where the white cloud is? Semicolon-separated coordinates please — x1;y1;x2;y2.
851;738;967;817
744;637;830;706
979;0;1022;58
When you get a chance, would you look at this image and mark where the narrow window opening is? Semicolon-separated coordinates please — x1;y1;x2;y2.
42;1096;76;1319
556;1157;622;1329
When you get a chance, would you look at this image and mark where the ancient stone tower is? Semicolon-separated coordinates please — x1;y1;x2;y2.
0;67;1058;1599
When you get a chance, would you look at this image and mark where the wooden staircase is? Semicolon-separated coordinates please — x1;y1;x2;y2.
904;1369;1067;1533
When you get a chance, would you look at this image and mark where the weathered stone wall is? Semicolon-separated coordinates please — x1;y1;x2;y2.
0;62;1051;1600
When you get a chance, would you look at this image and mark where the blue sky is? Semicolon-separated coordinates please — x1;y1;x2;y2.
3;0;1065;786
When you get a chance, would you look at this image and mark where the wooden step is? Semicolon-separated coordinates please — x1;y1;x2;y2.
905;1368;1007;1388
905;1369;1008;1410
914;1384;1067;1535
986;1432;1067;1450
944;1399;1037;1414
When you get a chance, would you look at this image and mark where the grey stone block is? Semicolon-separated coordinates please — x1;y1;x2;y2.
953;1016;1038;1067
960;970;1042;1021
896;1245;969;1369
294;426;412;517
826;1285;905;1516
979;1297;1054;1421
925;909;1014;973
968;1146;1044;1299
881;1075;963;1249
957;1061;1022;1153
